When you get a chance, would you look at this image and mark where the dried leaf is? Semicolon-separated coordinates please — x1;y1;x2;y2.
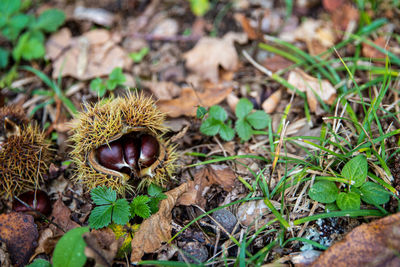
331;4;359;32
130;182;190;263
142;81;182;101
288;69;336;113
311;212;400;267
30;228;56;261
50;198;80;236
184;32;247;82
362;36;387;59
234;13;259;40
262;89;282;114
178;165;236;208
0;212;38;266
322;0;345;12
237;199;280;226
73;6;115;27
46;28;132;80
263;55;293;73
83;228;119;267
157;85;232;117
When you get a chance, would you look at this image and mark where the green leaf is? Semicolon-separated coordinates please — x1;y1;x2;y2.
106;67;126;90
129;47;150;63
308;181;339;203
196;106;207;119
148;193;167;214
200;117;221;136
235;118;252;141
246;110;269;130
90;186;116;205
0;0;21;17
219;123;235;141
325;202;339;211
341;155;368;187
32;9;65;32
189;0;210;16
112;199;131;225
12;33;45;61
53;227;89;267
27;259;52;267
89;205;113;229
148;184;163;197
2;14;30;40
90;78;106;97
336;191;360;210
0;47;9;68
360;181;390;205
131;195;151;219
209;105;227;121
235;98;253;119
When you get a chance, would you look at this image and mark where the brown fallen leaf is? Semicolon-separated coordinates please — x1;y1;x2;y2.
178;165;236;208
288;69;336;113
331;3;359;32
234;13;260;40
184;32;248;82
50;198;80;236
322;0;345;12
262;89;282;114
263;55;293;73
30;228;57;261
362;36;387;59
46;28;132;80
0;212;38;267
311;212;400;267
142;80;182;101
157;85;232;117
84;228;120;267
130;182;190;263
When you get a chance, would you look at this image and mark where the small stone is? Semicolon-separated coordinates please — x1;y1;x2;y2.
177;242;208;263
212;209;238;234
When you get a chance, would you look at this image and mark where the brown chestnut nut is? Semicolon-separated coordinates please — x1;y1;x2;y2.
96;141;128;172
123;138;140;168
13;190;52;216
139;135;159;167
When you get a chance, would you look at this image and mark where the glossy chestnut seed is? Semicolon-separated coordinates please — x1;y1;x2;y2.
13;190;52;215
139;134;159;167
96;141;127;171
123;138;140;168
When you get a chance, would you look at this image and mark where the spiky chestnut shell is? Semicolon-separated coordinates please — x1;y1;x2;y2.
0;107;52;198
69;93;177;195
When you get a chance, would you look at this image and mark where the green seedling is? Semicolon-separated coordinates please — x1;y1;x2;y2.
90;67;126;97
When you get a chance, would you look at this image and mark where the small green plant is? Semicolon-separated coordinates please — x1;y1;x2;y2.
198;98;270;142
0;0;65;68
129;47;149;63
308;155;390;210
189;0;210;17
88;185;166;229
90;67;126;97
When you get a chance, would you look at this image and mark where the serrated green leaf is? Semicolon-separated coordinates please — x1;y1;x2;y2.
106;67;126;90
341;155;368;187
90;186;116;205
235;118;252;141
209;105;227;121
196;106;207;119
27;259;52;267
219;123;235;141
0;48;9;68
336;191;360;210
246;110;269;129
12;33;45;61
0;0;21;17
129;47;149;63
236;98;253;119
53;227;89;267
148;184;163;197
113;199;131;225
200;117;221;136
308;181;339;203
130;195;151;219
89;205;113;229
360;182;390;205
32;9;65;32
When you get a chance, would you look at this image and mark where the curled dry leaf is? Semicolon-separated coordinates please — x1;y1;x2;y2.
130;182;190;263
184;32;248;82
0;212;38;267
83;228;120;267
178;165;236;208
311;212;400;267
157;85;232;117
362;36;387;59
73;6;115;27
141;80;182;101
46;28;132;80
262;89;282;114
288;69;336;113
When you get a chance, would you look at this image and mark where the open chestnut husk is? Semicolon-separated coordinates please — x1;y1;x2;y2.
13;190;52;216
69;93;177;194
